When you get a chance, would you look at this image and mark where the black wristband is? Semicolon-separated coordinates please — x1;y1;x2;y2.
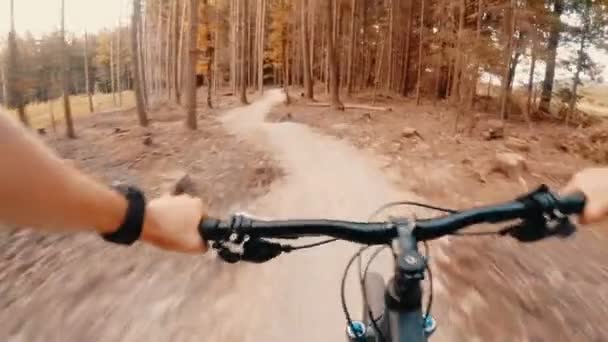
102;185;146;245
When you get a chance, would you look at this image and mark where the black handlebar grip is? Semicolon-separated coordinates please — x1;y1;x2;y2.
557;192;586;215
199;218;223;241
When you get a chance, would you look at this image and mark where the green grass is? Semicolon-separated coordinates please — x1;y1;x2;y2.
1;91;135;129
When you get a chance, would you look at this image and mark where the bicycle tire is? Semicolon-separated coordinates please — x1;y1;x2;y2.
362;272;385;325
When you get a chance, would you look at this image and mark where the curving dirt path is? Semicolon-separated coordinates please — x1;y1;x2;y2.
1;90;456;342
215;89;448;341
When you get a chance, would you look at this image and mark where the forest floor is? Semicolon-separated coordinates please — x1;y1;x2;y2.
3;88;608;341
268;89;608;341
0;93;284;341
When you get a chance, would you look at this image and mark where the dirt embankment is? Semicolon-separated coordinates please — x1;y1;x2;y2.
268;93;608;341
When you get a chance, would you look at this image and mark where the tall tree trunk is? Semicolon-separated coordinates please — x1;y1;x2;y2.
230;0;237;92
281;19;291;104
84;31;94;113
261;0;267;91
415;0;425;105
203;0;213;108
156;2;164;95
186;0;200;129
450;0;465;103
468;0;484;109
0;63;7;108
433;12;443;103
255;0;265;93
7;0;28;126
246;1;253;89
499;0;515;120
301;0;314;99
401;0;413;95
172;0;181;104
239;0;249;104
372;14;389;104
110;39;117;105
177;0;188;103
326;0;343;109
142;8;153;100
116;21;123;107
213;2;220;94
61;0;75;138
167;0;176;100
323;15;329;94
526;31;537;121
346;0;357;96
138;12;149;108
309;0;316;81
386;0;394;92
132;0;148;127
568;0;590;126
539;0;564;113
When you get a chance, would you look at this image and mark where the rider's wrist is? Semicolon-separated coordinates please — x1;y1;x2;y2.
100;185;146;245
93;190;128;235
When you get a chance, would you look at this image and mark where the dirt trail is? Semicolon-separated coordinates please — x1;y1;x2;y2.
216;89;445;341
1;91;454;342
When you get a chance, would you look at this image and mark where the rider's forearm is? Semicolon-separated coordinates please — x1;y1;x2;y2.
0;114;126;234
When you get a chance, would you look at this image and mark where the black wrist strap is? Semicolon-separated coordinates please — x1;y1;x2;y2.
102;185;146;245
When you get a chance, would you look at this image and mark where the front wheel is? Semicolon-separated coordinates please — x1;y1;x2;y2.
362;272;385;325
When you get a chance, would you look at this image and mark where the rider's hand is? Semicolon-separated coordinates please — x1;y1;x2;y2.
140;194;208;253
563;168;608;224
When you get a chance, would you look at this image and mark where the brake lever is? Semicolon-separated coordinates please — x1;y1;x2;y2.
212;239;286;263
500;215;575;242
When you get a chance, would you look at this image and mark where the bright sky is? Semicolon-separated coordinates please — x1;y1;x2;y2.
0;0;130;37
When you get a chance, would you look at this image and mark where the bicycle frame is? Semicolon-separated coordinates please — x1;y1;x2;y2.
348;220;429;342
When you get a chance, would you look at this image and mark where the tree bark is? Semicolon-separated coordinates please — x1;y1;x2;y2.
372;25;387;105
468;0;484;109
415;0;425;105
325;0;343;109
568;0;590;126
239;0;249;104
0;63;7;108
386;0;394;92
401;0;413;95
138;12;149;108
156;2;164;95
84;31;94;113
526;31;537;120
539;0;564;113
132;0;148;127
116;20;123;106
301;0;314;99
166;0;176;100
202;0;213;108
177;0;188;103
281;15;291;105
172;0;181;104
256;0;266;93
61;0;75;138
186;0;200;129
450;0;466;104
499;0;516;120
110;39;117;105
230;0;237;92
213;2;220;93
346;0;357;96
6;0;28;126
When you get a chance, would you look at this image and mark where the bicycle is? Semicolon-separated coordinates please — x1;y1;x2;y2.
198;185;585;342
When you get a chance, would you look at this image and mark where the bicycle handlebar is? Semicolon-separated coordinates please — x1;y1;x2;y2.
199;186;585;262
